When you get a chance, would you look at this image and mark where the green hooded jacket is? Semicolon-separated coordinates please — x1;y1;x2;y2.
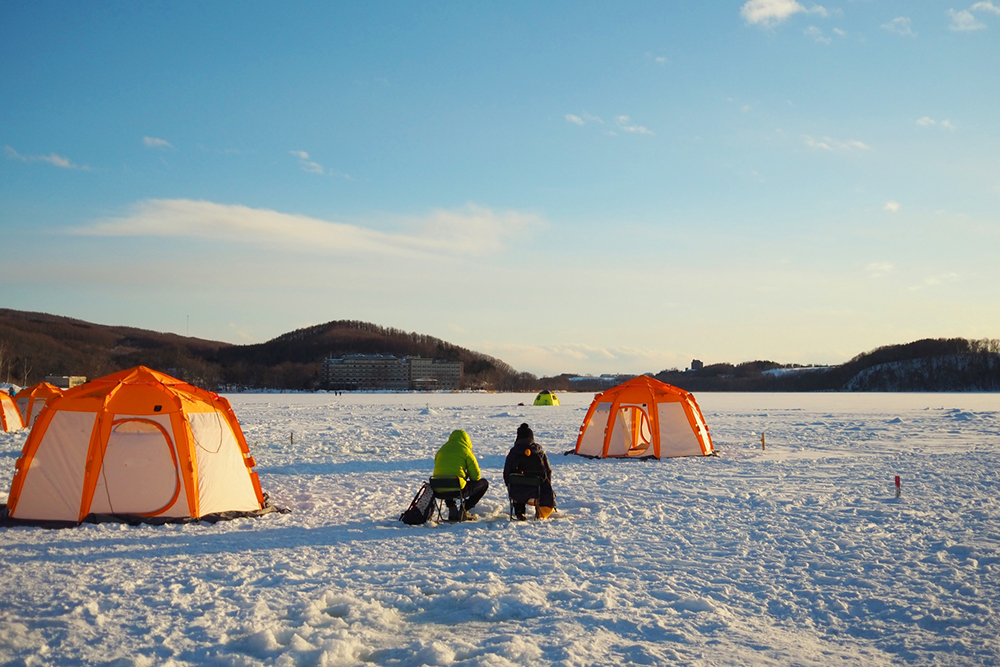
433;429;482;487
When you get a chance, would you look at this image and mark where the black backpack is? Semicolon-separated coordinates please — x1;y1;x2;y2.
400;482;435;525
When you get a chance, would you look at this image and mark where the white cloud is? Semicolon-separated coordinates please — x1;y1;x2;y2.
805;26;832;43
883;201;901;212
655;56;668;65
615;115;654;135
866;262;895;277
949;8;986;30
882;16;917;37
741;0;827;27
143;136;172;149
289;150;352;179
72;199;545;258
802;135;870;151
971;1;1000;14
916;117;958;131
301;160;325;174
911;272;960;290
4;145;89;170
803;137;833;150
832;28;847;37
566;112;604;127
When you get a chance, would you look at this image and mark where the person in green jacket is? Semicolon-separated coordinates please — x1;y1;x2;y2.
432;429;490;521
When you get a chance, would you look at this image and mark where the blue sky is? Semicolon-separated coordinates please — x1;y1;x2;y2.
2;0;998;376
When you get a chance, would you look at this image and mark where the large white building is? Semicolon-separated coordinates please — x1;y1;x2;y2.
408;357;463;391
322;355;462;391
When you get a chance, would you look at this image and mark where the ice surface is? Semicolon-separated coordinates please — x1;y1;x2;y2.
1;391;998;666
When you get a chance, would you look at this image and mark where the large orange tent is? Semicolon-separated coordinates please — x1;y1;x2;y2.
14;382;63;429
5;366;275;525
0;391;23;432
574;376;714;459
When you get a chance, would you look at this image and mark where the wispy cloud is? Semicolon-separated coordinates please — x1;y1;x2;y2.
802;135;870;151
911;272;960;290
565;111;603;127
866;261;895;278
948;8;986;30
972;1;1000;14
290;149;325;174
4;145;89;170
72;200;544;258
290;150;353;179
804;25;832;43
882;16;917;37
916;116;957;130
615;115;654;135
143;136;172;149
741;0;827;27
655;56;668;65
883;201;901;212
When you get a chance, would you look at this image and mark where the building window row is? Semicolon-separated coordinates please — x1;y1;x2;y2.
321;355;463;391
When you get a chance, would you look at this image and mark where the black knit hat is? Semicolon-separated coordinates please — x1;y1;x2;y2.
517;422;532;438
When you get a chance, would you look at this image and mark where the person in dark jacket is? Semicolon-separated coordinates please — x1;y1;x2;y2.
503;423;556;520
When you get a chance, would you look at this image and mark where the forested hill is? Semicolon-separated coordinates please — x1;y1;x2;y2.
1;309;996;392
648;338;1000;392
211;320;533;390
0;310;534;390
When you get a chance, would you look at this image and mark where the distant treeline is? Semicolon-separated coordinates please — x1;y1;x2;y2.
1;309;996;392
653;338;1000;392
539;338;1000;393
0;310;537;391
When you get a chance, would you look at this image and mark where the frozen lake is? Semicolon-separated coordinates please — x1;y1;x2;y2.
1;391;998;666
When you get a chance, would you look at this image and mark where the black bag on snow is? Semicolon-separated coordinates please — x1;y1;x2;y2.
400;482;435;525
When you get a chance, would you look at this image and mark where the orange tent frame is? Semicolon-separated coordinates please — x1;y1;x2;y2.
14;382;63;429
6;366;268;524
574;376;714;459
0;391;23;432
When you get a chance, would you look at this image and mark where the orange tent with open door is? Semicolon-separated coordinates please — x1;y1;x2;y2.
0;391;23;432
5;366;275;525
574;376;714;459
14;382;63;429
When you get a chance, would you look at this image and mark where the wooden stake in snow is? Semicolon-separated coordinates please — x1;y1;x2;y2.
291;431;294;447
895;475;901;498
760;432;766;451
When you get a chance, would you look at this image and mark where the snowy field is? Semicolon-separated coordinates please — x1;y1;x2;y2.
1;391;999;666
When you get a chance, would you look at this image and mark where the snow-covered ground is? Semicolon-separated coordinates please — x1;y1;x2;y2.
1;391;998;666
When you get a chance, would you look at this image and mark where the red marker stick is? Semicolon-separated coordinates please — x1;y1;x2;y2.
895;475;901;498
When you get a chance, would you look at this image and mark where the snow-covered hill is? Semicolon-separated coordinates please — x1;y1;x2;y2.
1;391;998;665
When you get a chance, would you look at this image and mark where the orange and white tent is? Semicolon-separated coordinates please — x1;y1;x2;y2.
14;382;63;429
0;391;23;432
6;366;271;524
574;376;714;459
